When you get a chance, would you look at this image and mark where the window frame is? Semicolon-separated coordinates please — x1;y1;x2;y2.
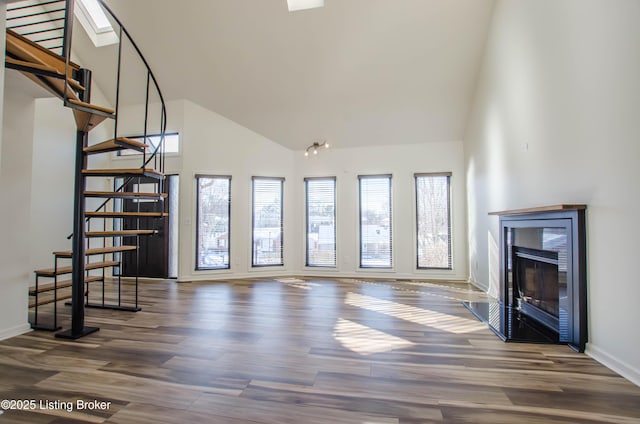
251;176;285;267
358;174;393;269
195;174;232;271
304;176;337;268
116;132;180;157
414;172;453;270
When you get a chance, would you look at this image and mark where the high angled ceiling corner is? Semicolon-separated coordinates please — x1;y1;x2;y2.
81;0;495;151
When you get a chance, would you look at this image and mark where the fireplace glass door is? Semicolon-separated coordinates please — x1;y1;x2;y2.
506;222;572;341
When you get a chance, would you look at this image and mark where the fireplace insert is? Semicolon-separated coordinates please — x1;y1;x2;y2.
513;246;561;332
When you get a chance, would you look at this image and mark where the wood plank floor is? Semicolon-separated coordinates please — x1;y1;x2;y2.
2;277;640;423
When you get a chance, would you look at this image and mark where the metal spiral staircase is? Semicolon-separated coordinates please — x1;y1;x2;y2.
4;0;167;339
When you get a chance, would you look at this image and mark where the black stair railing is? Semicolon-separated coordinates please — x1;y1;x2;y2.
6;0;167;166
98;0;167;172
57;0;167;338
6;0;68;55
85;0;167;207
10;0;168;335
63;0;168;237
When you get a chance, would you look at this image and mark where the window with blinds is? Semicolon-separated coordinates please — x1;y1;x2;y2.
196;175;231;270
359;175;392;268
305;177;336;267
252;177;284;267
415;173;452;269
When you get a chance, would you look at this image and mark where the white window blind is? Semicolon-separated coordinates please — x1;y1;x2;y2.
415;173;452;269
359;175;392;268
196;175;231;270
252;177;284;267
305;177;336;267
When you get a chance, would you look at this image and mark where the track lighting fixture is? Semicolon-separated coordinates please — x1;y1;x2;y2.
304;141;330;157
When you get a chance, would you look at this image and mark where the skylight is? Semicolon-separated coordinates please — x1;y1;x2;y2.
79;0;111;32
75;0;118;47
287;0;324;12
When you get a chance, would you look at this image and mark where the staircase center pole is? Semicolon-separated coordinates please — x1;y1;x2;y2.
56;68;99;339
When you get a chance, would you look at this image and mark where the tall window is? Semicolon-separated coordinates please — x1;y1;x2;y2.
415;173;452;269
252;177;284;267
305;177;336;267
196;175;231;270
359;175;392;268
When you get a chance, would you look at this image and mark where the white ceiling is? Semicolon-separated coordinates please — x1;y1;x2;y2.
75;0;495;151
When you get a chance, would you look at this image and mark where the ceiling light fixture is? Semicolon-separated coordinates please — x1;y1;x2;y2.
287;0;325;12
304;141;330;157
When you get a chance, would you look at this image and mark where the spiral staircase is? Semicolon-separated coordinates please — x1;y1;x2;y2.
4;0;167;338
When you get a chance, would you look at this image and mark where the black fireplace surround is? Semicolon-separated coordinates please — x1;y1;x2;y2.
465;205;587;352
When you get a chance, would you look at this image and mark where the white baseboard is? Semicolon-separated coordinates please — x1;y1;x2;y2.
586;344;640;388
179;270;292;282
0;322;31;341
467;277;489;293
179;271;468;284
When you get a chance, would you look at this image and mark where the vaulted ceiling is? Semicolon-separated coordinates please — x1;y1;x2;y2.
75;0;495;151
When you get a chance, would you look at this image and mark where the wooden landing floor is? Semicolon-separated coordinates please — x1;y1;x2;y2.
1;277;639;423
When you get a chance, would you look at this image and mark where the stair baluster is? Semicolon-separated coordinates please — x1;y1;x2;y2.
7;0;168;336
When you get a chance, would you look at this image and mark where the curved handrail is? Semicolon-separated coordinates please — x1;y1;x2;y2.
97;0;167;145
68;0;168;238
97;0;167;170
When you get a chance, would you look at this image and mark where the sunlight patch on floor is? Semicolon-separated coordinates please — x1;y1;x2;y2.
345;292;486;334
358;281;486;302
277;278;321;290
333;318;414;355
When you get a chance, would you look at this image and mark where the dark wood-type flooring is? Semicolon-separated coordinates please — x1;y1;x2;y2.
1;277;640;423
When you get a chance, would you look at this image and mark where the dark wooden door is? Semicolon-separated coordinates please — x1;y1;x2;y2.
121;177;170;278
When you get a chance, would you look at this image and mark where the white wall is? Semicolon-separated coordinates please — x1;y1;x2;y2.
0;78;36;339
465;0;640;385
293;142;468;280
29;93;113;270
167;100;467;282
178;100;296;281
29;99;79;268
29;99;75;269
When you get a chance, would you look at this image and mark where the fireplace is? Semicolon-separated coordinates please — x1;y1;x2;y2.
513;246;561;333
465;205;587;352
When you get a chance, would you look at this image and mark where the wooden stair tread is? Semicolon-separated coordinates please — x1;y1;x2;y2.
84;137;147;155
6;57;86;92
84;191;167;199
53;245;138;258
86;230;157;237
29;292;73;308
35;266;72;276
35;260;120;276
7;59;85;103
86;211;168;218
82;168;164;179
86;260;120;269
67;99;115;115
29;276;103;295
29;290;89;308
68;99;115;132
5;29;80;76
5;56;57;74
5;30;85;102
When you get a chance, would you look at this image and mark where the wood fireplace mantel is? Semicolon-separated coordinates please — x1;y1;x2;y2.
489;204;586;216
